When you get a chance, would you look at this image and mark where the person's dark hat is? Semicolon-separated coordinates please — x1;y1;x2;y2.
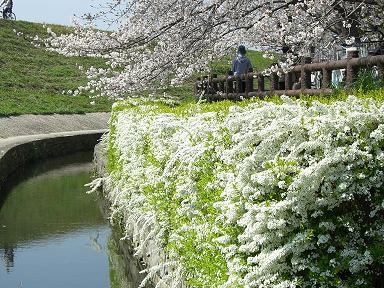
237;45;246;55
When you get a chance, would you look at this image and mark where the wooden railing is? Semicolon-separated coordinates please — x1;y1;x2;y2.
194;49;384;101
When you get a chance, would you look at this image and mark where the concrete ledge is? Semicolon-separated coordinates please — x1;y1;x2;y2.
0;129;108;193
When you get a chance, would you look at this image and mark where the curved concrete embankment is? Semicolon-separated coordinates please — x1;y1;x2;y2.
0;129;108;192
0;112;110;192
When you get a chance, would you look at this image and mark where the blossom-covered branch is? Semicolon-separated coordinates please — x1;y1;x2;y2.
45;0;384;98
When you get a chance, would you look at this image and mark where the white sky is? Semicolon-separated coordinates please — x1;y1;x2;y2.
12;0;112;29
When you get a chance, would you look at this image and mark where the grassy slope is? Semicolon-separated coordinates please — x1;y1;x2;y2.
0;19;113;116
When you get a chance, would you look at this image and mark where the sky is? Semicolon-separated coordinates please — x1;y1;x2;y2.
11;0;112;29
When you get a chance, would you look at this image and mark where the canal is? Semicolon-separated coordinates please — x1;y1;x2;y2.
0;152;142;288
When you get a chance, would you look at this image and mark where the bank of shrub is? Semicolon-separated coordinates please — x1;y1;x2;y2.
103;94;384;287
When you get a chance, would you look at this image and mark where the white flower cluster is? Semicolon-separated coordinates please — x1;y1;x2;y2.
104;96;384;287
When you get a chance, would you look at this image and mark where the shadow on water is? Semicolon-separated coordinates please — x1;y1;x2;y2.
0;151;94;209
0;152;148;288
0;152;103;247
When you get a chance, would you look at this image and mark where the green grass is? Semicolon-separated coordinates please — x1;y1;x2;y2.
0;19;113;116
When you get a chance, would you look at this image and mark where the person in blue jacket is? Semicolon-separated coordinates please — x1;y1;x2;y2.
231;45;253;92
232;45;253;76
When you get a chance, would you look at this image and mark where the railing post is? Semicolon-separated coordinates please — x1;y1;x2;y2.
236;75;242;94
258;74;265;93
270;72;279;93
203;75;209;94
212;74;218;93
219;79;225;93
245;73;254;97
285;72;293;90
322;68;332;88
346;47;359;88
194;77;201;96
226;76;233;96
300;56;312;90
278;74;285;90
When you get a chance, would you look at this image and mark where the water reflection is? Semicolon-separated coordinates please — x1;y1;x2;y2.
2;245;14;273
108;237;143;288
0;153;143;288
0;164;105;250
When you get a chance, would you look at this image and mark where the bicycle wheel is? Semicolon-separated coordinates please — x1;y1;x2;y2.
2;11;16;20
8;12;16;20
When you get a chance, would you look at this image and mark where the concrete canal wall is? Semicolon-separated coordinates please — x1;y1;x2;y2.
0;130;108;193
0;112;110;193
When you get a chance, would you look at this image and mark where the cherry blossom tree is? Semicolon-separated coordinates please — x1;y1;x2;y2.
45;0;384;99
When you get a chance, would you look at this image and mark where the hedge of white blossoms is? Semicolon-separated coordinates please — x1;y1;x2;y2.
103;96;384;288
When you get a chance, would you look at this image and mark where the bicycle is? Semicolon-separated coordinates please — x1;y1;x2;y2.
1;9;16;20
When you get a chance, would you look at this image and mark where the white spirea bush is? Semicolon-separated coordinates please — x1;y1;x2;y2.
103;96;384;287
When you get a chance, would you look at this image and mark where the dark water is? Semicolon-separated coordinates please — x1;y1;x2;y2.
0;153;140;288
